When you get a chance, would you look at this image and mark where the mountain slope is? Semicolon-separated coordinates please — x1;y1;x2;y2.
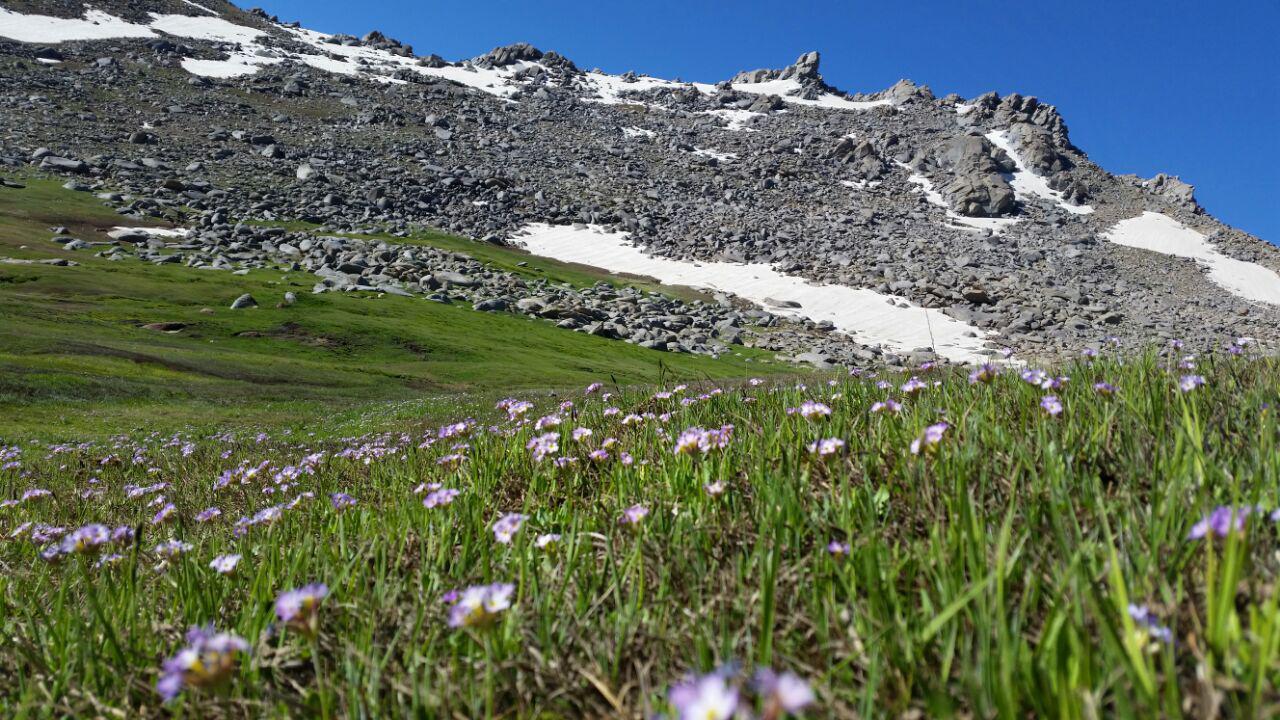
2;0;1278;366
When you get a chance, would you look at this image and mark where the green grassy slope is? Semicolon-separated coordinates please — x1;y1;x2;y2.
0;177;791;439
4;354;1280;717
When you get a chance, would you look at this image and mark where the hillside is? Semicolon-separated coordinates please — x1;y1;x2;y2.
2;0;1279;377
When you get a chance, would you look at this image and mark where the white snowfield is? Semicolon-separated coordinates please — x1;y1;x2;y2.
0;8;155;43
0;7;900;109
985;130;1094;215
1104;212;1280;305
898;163;1020;234
147;12;265;44
514;223;992;363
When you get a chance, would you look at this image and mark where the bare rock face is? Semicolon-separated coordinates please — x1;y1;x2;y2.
1146;173;1198;209
474;43;544;68
779;51;821;82
930;135;1017;217
733;51;829;93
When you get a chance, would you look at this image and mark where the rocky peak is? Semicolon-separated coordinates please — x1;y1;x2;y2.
732;50;826;88
1146;173;1199;210
473;42;545;68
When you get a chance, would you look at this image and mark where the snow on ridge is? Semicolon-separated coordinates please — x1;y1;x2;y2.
1104;212;1280;305
729;77;892;111
514;223;992;364
985;130;1094;215
0;6;896;106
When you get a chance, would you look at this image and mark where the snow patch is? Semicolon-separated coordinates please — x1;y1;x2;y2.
1104;212;1280;305
692;147;736;162
0;8;155;43
181;50;279;78
955;103;975;115
147;13;265;44
578;72;715;105
703;108;761;131
111;226;189;238
985;130;1093;215
514;223;992;363
621;126;656;139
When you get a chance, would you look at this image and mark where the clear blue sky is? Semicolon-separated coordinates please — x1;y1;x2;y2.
257;0;1279;243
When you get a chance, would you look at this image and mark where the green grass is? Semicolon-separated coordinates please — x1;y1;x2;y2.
2;351;1280;718
0;178;791;440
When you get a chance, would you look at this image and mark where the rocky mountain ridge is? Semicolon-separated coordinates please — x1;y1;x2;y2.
2;0;1277;366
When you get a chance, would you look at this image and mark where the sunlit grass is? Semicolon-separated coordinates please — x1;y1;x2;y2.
3;348;1280;717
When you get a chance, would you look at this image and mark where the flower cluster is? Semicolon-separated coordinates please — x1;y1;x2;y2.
157;625;250;701
786;401;831;419
673;425;734;455
667;666;813;720
447;582;515;628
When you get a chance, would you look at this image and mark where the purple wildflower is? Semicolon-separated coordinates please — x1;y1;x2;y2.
157;625;249;701
527;432;559;462
871;399;902;414
900;378;926;395
1040;395;1063;417
492;513;527;544
1127;604;1174;643
59;523;111;555
755;668;816;715
1179;375;1206;393
209;554;241;575
807;438;845;457
274;583;328;635
968;363;999;384
668;673;738;720
788;401;832;419
423;488;460;508
910;422;949;455
447;582;514;628
620;504;649;526
1188;506;1251;540
329;492;357;511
